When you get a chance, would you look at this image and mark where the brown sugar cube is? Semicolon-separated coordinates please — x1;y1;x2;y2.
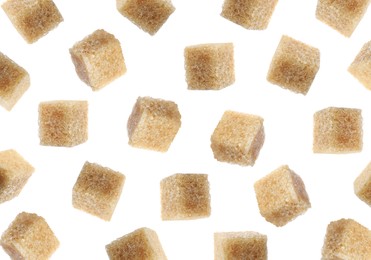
38;100;88;147
0;149;34;204
254;165;311;227
313;107;362;153
106;227;167;260
2;0;63;43
72;161;125;221
1;212;59;259
267;35;320;95
214;231;267;260
210;111;264;166
184;43;235;90
221;0;279;30
316;0;371;37
349;40;371;89
70;29;126;91
116;0;175;35
354;161;371;206
127;96;181;152
322;219;371;259
161;173;210;220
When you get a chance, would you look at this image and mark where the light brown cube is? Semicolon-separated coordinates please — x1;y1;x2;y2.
214;231;267;260
316;0;371;37
127;96;181;152
0;52;30;111
117;0;175;35
106;227;167;260
354;161;371;206
161;173;210;220
38;100;88;147
267;35;320;95
254;165;311;227
184;43;235;90
2;0;63;43
70;29;126;91
322;219;371;259
313;107;362;153
210;111;264;166
221;0;279;30
1;212;59;259
349;40;371;89
72;162;125;221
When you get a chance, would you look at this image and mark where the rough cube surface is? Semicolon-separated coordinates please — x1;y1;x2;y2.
38;100;88;147
72;162;125;221
127;96;181;152
214;231;267;260
316;0;371;37
267;35;320;95
2;0;63;43
1;212;59;259
211;111;264;166
322;219;371;259
313;107;362;153
185;43;235;90
161;173;210;220
106;227;167;260
254;165;311;227
117;0;175;35
221;0;278;30
349;40;371;89
354;161;371;206
70;29;126;91
0;53;30;111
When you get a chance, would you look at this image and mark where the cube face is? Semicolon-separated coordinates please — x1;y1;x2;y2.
221;0;278;30
161;174;210;220
316;0;371;37
0;52;30;111
267;35;320;95
106;227;167;260
214;232;267;260
313;107;362;153
254;165;311;227
0;149;34;204
211;111;265;166
72;162;125;221
184;43;235;90
354;161;371;206
348;40;371;89
322;219;371;259
117;0;175;35
127;96;181;152
2;0;63;43
70;29;126;90
1;212;59;260
38;100;88;147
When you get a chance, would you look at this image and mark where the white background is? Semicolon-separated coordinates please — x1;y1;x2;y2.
0;0;370;259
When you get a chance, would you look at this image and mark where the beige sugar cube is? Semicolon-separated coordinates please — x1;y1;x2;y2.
267;35;320;95
349;40;371;89
72;162;125;221
70;29;126;91
1;212;59;259
2;0;63;43
322;219;371;259
184;43;235;90
354;161;371;206
214;231;267;260
106;227;167;260
210;111;264;166
221;0;279;30
316;0;371;37
0;149;34;204
161;174;210;220
313;107;362;153
254;165;311;227
116;0;175;35
127;96;181;152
